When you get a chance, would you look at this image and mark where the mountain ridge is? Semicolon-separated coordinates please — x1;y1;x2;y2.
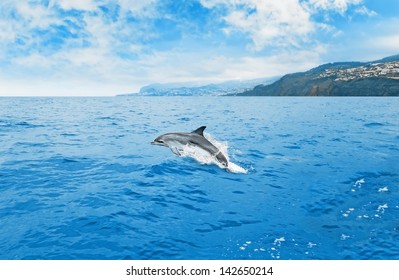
237;55;399;96
118;77;278;96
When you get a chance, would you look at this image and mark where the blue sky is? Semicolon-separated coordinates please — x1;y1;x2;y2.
0;0;398;96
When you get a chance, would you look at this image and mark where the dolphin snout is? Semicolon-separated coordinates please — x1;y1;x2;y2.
151;139;166;146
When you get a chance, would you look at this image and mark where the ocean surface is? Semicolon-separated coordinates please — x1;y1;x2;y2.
0;96;398;260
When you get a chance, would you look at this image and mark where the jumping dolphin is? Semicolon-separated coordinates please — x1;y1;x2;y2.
151;126;229;167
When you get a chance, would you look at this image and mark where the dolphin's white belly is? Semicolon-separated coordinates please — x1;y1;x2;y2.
167;141;217;164
166;140;188;156
167;141;207;155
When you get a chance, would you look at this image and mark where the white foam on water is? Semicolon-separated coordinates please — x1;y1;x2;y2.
378;186;389;192
307;242;317;248
273;237;286;245
353;178;365;188
377;203;388;213
340;234;351;240
227;162;248;174
178;132;248;174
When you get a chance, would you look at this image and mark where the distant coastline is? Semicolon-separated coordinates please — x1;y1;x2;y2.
117;77;278;97
118;54;399;97
236;54;399;96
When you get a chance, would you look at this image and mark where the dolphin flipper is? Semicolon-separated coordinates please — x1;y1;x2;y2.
170;146;182;156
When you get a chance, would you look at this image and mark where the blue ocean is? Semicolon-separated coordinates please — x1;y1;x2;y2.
0;97;398;260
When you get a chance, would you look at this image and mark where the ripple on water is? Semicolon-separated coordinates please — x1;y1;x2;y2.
364;122;385;128
1;97;398;260
147;162;196;176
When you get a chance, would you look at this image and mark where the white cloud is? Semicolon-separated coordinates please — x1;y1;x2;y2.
52;0;97;11
211;45;326;80
0;1;164;96
13;53;55;69
128;43;326;85
201;0;315;50
0;18;16;42
1;38;326;96
199;0;368;51
367;34;399;53
15;1;60;29
0;1;57;48
118;0;159;18
0;77;135;96
354;6;377;17
306;0;363;14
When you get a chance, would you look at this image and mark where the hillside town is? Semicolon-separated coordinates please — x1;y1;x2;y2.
318;61;399;81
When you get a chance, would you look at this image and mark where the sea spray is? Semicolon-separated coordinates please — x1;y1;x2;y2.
179;132;248;174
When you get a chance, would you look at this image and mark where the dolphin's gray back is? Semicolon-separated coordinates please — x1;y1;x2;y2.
186;133;220;155
165;132;219;155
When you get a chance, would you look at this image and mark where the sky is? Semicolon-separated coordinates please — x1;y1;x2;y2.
0;0;398;96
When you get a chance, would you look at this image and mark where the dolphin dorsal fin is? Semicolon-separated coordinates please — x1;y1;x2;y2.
192;126;206;136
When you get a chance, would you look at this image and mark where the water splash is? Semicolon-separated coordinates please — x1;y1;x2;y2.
178;132;248;174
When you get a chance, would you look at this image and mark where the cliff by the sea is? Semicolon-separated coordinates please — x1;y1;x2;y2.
237;55;399;96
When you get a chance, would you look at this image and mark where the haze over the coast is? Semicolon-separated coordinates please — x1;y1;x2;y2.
1;0;398;96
